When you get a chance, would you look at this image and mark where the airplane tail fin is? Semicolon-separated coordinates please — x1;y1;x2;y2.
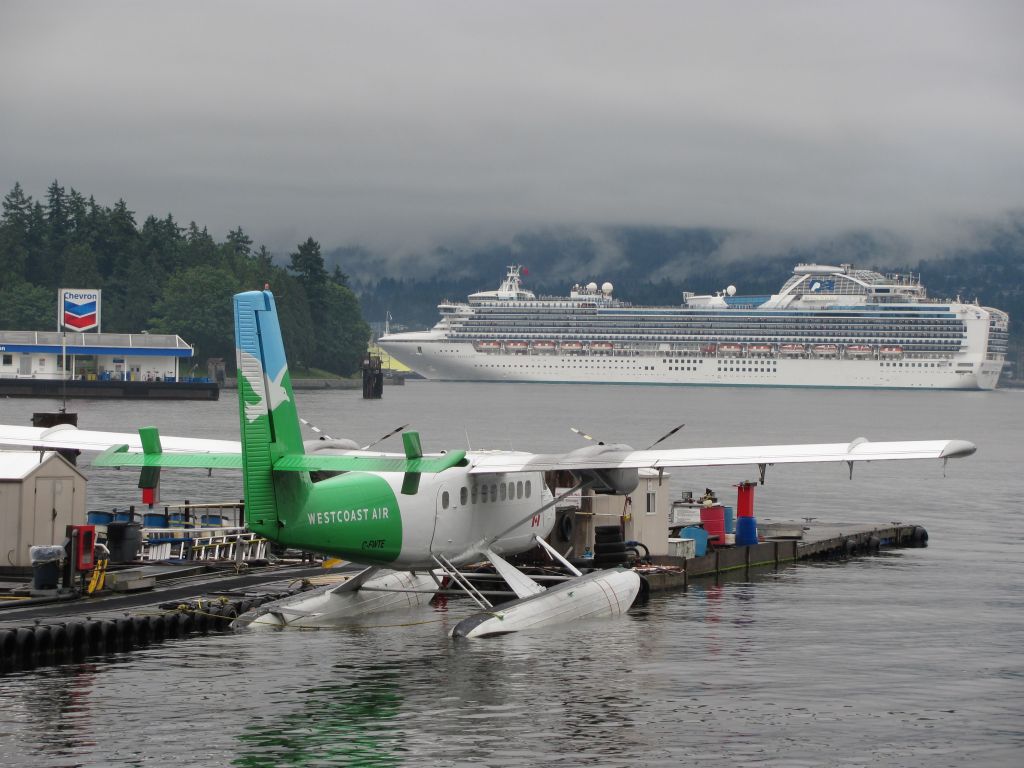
234;290;309;535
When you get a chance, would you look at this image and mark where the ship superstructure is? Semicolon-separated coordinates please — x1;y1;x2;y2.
378;264;1008;390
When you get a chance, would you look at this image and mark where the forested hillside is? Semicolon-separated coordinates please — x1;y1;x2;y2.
0;182;369;376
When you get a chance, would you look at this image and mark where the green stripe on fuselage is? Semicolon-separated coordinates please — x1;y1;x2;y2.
289;472;403;563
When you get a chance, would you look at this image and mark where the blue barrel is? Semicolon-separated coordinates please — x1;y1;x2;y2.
113;509;134;523
87;510;114;526
681;526;709;557
168;513;189;527
736;516;759;546
143;513;167;528
724;506;735;534
201;514;223;526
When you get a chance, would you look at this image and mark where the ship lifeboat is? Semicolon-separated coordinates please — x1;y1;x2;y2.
846;344;874;358
701;344;718;355
779;344;805;356
719;343;743;356
811;344;839;357
879;345;904;357
506;340;529;353
560;341;584;353
474;340;502;352
590;342;614;353
532;340;557;353
748;343;773;355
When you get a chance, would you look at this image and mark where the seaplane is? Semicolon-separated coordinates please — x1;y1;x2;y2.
0;291;977;638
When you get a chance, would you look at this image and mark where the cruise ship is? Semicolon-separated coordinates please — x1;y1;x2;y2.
377;264;1008;390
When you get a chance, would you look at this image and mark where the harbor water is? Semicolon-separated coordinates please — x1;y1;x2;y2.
1;384;1022;766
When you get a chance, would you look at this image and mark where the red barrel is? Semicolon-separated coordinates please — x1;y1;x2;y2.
736;481;756;517
700;505;726;544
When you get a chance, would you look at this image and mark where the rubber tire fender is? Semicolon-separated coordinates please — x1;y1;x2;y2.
64;622;88;661
48;624;69;662
113;618;135;651
14;628;36;668
33;626;55;664
132;616;152;645
193;608;210;635
0;628;17;672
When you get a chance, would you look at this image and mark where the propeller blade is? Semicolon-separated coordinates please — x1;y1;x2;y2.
299;417;333;441
644;423;685;450
361;423;409;451
570;426;596;442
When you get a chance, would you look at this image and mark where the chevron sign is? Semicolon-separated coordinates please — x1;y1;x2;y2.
59;289;102;331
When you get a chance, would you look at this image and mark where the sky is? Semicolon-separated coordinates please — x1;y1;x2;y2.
2;1;1022;256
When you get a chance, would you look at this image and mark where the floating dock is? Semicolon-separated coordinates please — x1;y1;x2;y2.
0;378;219;400
0;520;928;674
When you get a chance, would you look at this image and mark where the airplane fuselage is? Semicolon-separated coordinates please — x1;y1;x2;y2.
268;467;555;569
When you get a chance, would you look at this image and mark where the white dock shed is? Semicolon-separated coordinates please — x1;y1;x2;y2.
0;451;87;569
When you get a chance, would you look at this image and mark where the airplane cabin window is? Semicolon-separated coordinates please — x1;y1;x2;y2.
516;481;523;499
472;485;478;504
460;487;468;505
500;483;507;501
491;483;498;500
525;480;532;498
442;491;450;509
482;485;489;503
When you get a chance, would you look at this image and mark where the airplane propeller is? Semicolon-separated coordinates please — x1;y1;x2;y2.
571;421;685;450
361;424;409;451
644;422;685;450
299;417;334;441
570;426;604;445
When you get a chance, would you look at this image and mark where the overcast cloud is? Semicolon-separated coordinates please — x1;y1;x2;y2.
1;1;1022;255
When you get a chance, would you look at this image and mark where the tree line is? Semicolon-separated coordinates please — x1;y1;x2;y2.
0;181;370;376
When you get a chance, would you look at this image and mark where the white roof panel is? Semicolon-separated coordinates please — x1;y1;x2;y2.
0;451;66;480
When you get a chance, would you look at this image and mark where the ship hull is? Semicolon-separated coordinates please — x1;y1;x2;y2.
377;340;1001;390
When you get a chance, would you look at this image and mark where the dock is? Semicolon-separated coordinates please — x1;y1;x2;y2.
0;520;928;674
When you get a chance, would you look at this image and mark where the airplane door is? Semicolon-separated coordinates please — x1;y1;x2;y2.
431;484;472;555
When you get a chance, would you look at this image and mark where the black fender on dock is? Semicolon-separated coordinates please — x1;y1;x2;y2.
149;615;166;644
48;624;69;662
33;626;55;664
65;621;87;660
192;608;210;635
0;629;16;672
113;618;135;651
98;620;119;653
132;616;152;646
911;526;929;547
13;628;36;668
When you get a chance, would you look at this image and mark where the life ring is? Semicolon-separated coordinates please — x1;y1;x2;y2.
559;513;574;541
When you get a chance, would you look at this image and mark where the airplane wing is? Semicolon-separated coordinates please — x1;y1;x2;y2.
466;438;977;474
0;424;466;474
0;424;240;454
